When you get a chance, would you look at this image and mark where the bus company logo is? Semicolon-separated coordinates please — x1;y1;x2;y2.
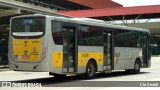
58;53;61;58
24;41;28;46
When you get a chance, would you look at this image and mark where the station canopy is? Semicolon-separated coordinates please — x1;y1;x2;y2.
57;5;160;20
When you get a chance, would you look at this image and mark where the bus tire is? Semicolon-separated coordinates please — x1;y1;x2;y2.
133;60;140;74
85;61;96;79
125;60;141;74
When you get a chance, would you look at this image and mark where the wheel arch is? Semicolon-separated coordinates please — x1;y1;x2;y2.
87;58;98;72
135;57;142;67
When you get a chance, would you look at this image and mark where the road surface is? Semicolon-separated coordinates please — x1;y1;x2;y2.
0;56;160;89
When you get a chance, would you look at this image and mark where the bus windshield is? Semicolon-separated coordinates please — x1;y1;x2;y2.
11;17;45;38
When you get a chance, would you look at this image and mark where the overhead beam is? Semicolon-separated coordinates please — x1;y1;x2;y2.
128;14;141;27
0;8;20;17
0;0;69;17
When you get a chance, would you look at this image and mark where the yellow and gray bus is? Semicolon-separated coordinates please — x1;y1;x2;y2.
9;15;151;79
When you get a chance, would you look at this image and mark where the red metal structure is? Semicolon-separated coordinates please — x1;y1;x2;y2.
57;5;160;20
68;0;122;9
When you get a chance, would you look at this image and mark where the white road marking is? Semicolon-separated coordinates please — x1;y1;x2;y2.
58;87;79;90
133;76;147;79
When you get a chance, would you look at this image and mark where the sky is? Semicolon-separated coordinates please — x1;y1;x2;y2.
112;0;160;7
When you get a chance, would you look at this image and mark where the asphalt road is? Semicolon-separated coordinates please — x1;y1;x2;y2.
0;56;160;89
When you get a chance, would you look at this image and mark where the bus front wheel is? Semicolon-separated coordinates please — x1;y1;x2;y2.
85;61;96;79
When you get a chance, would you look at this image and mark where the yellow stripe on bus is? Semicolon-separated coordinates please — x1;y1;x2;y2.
52;52;63;68
52;52;104;68
78;52;104;66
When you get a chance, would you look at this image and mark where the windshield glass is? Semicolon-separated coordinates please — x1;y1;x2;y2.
11;17;45;38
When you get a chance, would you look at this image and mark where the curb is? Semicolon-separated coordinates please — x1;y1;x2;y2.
0;69;9;72
0;67;9;72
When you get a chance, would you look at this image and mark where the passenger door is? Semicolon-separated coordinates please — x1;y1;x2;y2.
62;24;78;73
142;34;149;66
103;31;113;70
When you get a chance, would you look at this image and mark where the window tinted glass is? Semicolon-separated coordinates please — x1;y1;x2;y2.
78;25;103;46
51;21;63;45
11;17;45;38
12;17;45;33
114;30;142;47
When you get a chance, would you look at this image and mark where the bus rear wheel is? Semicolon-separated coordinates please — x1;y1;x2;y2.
133;60;140;74
85;61;96;79
125;60;140;74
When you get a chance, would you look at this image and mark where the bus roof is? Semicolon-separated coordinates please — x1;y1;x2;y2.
50;16;150;33
11;14;150;33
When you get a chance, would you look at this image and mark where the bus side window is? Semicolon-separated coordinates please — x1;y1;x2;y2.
114;30;124;47
89;26;103;46
78;25;103;46
79;25;89;46
51;21;63;45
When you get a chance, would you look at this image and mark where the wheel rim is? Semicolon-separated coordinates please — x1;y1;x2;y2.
87;64;94;76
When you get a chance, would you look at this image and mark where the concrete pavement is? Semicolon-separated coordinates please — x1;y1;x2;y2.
0;57;160;81
0;56;160;89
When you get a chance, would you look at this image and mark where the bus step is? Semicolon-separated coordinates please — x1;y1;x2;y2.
105;70;112;73
103;65;111;69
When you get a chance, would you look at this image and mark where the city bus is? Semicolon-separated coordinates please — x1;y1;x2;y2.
9;14;151;79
